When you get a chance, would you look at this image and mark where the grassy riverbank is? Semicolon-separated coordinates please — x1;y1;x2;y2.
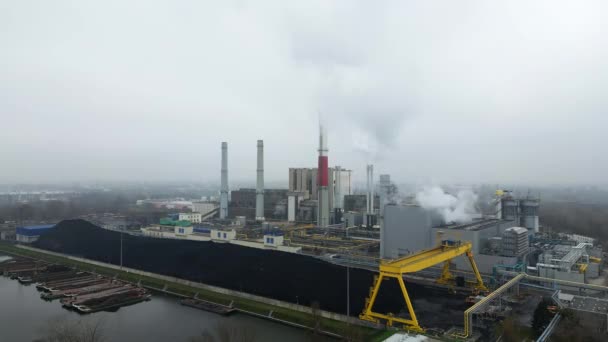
0;242;390;341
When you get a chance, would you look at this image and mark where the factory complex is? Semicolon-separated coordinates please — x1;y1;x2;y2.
8;124;608;340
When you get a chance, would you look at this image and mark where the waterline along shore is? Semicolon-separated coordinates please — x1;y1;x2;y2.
0;242;389;341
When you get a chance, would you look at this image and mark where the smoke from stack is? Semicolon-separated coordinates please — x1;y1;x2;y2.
220;142;229;219
415;186;479;224
256;140;264;221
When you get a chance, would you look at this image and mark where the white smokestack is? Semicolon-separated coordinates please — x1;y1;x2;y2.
334;166;342;210
256;140;264;221
220;142;228;219
366;164;374;214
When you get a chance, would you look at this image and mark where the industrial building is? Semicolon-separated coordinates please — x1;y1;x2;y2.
0;221;16;240
286;191;307;222
16;224;56;243
140;222;301;253
192;201;217;217
288;168;352;209
380;204;527;273
344;194;380;213
495;190;540;232
381;205;439;259
135;199;193;210
178;212;202;223
556;291;608;332
501;227;529;257
229;188;288;220
431;220;525;273
534;243;602;283
295;199;317;223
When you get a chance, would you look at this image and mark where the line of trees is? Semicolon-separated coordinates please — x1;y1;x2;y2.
540;201;608;245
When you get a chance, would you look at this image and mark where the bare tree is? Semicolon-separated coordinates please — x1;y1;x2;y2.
310;300;322;337
35;317;106;342
189;322;257;342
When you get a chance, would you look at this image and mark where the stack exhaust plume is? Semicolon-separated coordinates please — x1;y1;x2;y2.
255;140;265;221
220;142;229;219
317;124;330;227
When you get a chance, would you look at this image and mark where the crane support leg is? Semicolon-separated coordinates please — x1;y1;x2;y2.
359;272;423;332
437;260;454;285
466;251;488;291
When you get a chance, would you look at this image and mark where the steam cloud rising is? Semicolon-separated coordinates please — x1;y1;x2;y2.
416;186;479;224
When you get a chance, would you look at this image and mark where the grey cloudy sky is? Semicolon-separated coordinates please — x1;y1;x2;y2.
2;1;607;186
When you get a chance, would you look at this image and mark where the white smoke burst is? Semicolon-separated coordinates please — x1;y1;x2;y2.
415;186;479;224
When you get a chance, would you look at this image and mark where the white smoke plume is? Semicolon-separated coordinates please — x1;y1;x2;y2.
415;186;479;224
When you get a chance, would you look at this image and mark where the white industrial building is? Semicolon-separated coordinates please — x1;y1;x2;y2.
501;227;529;257
140;225;301;253
192;201;217;217
558;233;595;245
178;213;202;223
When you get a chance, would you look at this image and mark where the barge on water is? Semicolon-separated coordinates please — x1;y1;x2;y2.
2;256;151;313
180;298;236;315
71;288;151;314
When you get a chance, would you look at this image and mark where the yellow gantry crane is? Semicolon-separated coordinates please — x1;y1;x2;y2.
359;239;488;332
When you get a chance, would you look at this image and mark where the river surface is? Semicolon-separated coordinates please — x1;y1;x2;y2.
0;255;324;342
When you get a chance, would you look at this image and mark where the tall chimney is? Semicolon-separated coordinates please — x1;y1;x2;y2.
255;140;265;221
317;124;330;227
334;165;342;210
220;142;229;219
366;164;374;214
370;164;374;213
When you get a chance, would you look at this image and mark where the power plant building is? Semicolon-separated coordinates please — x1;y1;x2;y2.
381;205;521;272
344;194;379;212
287;163;352;224
192;201;217;217
501;227;529;257
381;205;438;259
535;243;600;284
496;191;540;232
230;188;288;220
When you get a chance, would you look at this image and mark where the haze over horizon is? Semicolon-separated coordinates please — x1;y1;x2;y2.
2;1;607;186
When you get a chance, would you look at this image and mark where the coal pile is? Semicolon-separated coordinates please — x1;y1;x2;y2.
34;219;467;327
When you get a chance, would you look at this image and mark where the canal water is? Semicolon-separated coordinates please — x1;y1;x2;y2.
0;255;324;341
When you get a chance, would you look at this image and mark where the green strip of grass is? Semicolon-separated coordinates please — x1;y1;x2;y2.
0;242;390;340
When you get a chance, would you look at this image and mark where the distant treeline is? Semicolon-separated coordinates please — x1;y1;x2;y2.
0;191;169;225
540;201;608;244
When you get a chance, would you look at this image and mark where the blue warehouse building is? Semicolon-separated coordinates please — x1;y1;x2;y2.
16;224;56;243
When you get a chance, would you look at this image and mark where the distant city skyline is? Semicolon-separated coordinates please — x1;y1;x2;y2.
2;1;607;185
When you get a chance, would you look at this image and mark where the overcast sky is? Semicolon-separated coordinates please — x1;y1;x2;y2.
2;1;607;186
